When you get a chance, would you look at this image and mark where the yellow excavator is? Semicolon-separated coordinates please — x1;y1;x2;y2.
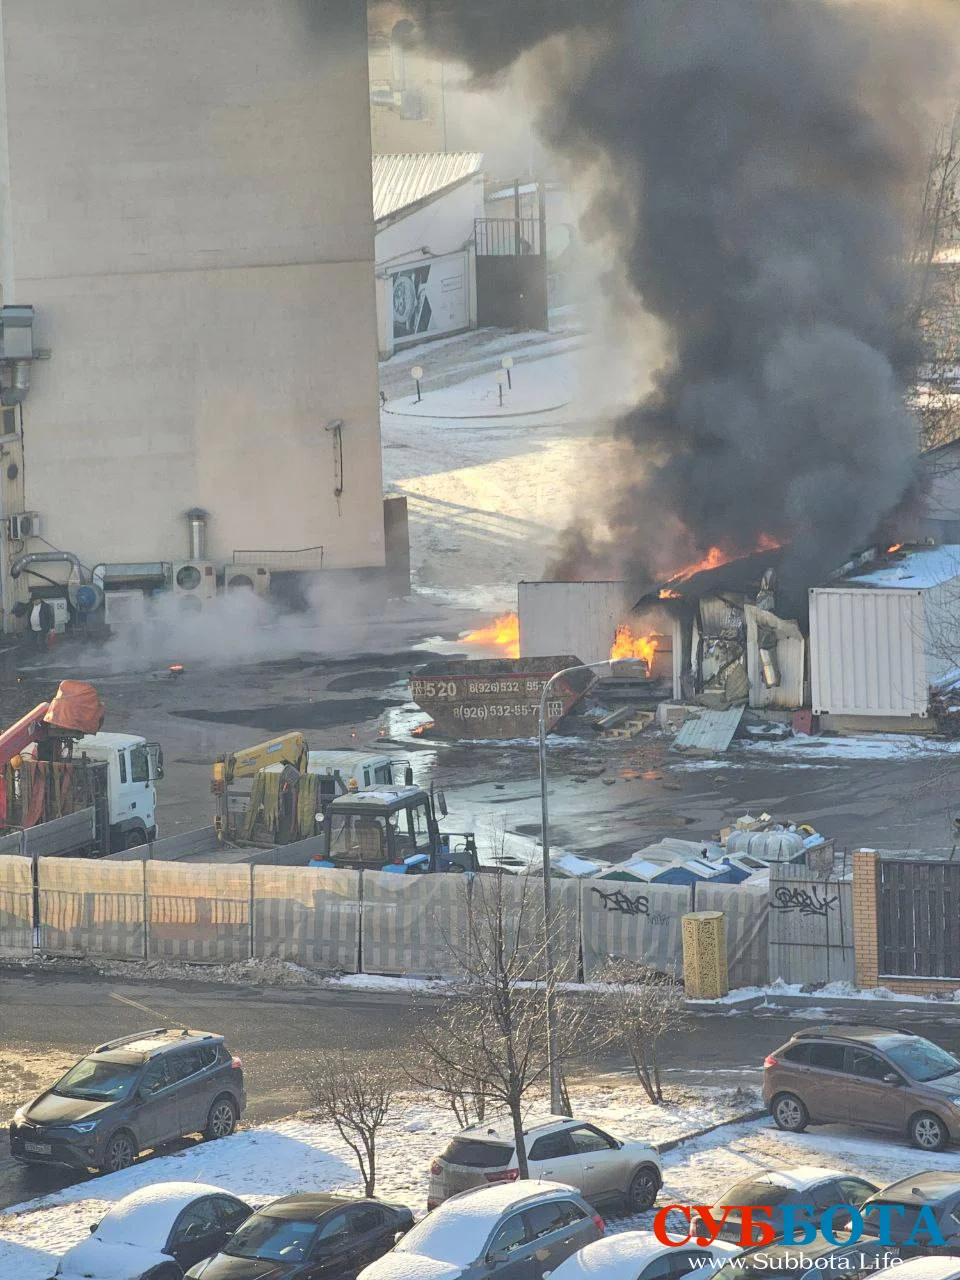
211;732;403;845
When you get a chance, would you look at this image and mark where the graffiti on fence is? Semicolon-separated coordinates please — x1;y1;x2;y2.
590;887;670;925
771;884;839;918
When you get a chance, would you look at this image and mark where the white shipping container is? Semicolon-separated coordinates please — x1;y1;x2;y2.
809;577;959;717
518;581;632;663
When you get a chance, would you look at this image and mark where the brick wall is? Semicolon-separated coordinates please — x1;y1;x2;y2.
852;849;879;989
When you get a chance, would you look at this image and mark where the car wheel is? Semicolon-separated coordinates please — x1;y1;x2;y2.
100;1130;137;1173
628;1165;662;1212
124;828;147;849
204;1095;238;1141
771;1092;809;1133
145;1266;182;1280
910;1111;948;1151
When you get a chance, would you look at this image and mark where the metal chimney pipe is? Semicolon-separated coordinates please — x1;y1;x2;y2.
185;508;208;560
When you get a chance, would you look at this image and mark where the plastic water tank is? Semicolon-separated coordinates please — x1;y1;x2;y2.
725;829;805;862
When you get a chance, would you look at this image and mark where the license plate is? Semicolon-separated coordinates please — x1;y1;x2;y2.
24;1141;51;1154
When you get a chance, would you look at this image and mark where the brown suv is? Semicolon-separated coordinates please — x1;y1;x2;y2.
763;1025;960;1151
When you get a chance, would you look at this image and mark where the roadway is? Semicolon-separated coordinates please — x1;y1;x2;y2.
3;969;960;1211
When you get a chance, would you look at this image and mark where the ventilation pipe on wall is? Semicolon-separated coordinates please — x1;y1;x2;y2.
185;508;208;560
10;549;83;580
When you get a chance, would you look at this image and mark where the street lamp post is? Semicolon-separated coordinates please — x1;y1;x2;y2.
538;656;645;1114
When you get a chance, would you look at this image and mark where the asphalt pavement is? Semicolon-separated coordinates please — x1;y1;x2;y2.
3;969;960;1213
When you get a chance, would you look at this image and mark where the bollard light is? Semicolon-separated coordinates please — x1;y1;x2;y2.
495;368;508;407
501;355;514;390
411;365;424;403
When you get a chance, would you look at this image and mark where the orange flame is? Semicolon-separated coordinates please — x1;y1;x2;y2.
887;543;902;554
461;612;520;658
665;534;782;584
610;624;659;668
659;588;682;600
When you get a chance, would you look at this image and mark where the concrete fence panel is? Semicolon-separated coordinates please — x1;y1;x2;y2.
38;857;146;959
254;866;360;973
361;872;471;978
474;876;581;982
693;882;770;989
147;862;251;963
768;864;854;985
581;880;692;979
0;854;34;955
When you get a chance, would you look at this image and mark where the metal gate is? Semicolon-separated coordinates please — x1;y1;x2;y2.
878;859;960;978
474;204;548;331
767;864;854;985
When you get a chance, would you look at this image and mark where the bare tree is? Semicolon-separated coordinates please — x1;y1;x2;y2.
417;872;584;1178
313;1051;395;1196
596;960;685;1105
405;1039;487;1128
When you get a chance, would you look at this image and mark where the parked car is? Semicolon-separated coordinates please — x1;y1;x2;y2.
52;1181;252;1280
550;1229;740;1280
861;1173;960;1254
693;1167;878;1245
858;1262;960;1280
185;1193;414;1280
763;1025;960;1150
359;1181;603;1280
427;1115;662;1213
10;1027;246;1173
709;1235;902;1280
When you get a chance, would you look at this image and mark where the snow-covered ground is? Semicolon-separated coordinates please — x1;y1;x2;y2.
5;1083;958;1280
0;1085;754;1279
380;324;625;603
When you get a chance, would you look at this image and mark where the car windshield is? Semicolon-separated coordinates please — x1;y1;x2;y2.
54;1057;139;1101
716;1180;792;1208
225;1214;319;1262
441;1138;514;1168
884;1037;960;1082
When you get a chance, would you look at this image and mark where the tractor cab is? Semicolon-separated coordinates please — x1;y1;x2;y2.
314;786;479;874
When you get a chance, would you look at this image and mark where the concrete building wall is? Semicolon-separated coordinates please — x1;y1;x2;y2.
0;0;384;589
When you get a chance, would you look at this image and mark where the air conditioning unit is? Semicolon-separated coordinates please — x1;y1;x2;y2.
171;561;216;611
105;589;146;628
225;564;271;597
6;511;41;540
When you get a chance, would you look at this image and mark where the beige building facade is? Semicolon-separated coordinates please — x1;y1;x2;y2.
0;0;385;628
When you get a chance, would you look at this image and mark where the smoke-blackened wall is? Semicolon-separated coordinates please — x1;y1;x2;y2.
387;0;951;594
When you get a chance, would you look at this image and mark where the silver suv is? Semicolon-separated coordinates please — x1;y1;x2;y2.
9;1027;245;1173
427;1115;662;1214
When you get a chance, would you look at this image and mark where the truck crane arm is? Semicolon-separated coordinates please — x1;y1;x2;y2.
0;703;50;770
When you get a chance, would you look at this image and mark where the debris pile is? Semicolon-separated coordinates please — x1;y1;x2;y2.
600;812;834;885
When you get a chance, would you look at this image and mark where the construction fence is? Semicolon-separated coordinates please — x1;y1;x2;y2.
0;855;806;985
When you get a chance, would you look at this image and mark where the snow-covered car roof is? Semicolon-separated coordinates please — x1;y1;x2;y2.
878;1262;960;1280
392;1180;577;1270
92;1181;234;1248
716;1166;846;1200
550;1231;739;1280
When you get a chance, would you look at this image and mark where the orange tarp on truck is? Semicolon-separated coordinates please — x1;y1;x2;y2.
42;681;105;735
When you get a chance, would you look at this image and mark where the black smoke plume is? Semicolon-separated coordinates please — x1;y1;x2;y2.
384;1;947;592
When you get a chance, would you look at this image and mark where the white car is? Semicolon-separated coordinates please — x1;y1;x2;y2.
53;1181;252;1280
427;1115;662;1213
359;1180;604;1280
551;1230;740;1280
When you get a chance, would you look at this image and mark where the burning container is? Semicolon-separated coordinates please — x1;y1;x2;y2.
409;656;590;740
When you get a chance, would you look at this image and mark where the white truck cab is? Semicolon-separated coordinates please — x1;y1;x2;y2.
70;733;164;850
